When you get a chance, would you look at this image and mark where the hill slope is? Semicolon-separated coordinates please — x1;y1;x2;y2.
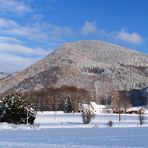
0;40;148;101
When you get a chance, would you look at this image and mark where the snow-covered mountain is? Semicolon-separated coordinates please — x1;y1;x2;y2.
0;40;148;101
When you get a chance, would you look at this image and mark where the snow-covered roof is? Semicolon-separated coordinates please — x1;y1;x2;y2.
126;106;145;112
80;103;90;110
90;102;105;109
90;102;105;112
79;102;106;113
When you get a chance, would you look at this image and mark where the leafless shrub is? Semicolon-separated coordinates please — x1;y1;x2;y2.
81;109;95;124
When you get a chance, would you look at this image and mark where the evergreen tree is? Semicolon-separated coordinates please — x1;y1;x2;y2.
0;93;36;124
64;96;72;113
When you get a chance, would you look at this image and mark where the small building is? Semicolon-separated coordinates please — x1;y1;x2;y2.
126;106;145;114
90;102;106;113
79;102;106;113
112;108;125;114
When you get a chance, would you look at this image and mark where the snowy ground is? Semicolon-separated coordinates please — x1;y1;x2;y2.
35;112;148;128
0;112;148;148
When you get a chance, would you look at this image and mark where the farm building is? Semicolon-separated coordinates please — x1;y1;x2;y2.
79;102;106;113
126;107;145;114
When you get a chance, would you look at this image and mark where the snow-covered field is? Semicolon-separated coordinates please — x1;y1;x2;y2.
0;112;148;148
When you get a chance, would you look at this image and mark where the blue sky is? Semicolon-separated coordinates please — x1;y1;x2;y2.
0;0;147;72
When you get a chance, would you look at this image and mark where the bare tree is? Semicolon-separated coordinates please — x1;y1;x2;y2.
138;108;144;126
111;91;121;122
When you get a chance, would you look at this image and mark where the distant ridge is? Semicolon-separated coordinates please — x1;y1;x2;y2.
0;72;11;79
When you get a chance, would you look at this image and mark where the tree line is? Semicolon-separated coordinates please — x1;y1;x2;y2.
24;85;91;112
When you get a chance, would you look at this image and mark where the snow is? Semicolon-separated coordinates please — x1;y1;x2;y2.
0;128;148;148
0;112;148;147
35;111;148;128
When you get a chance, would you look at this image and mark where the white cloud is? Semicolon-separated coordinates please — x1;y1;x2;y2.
0;42;49;56
81;21;97;35
0;17;19;28
0;17;74;42
0;36;22;44
0;36;49;72
0;37;49;72
0;17;49;41
0;0;32;14
80;21;144;45
52;26;73;36
117;30;143;44
0;54;38;72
